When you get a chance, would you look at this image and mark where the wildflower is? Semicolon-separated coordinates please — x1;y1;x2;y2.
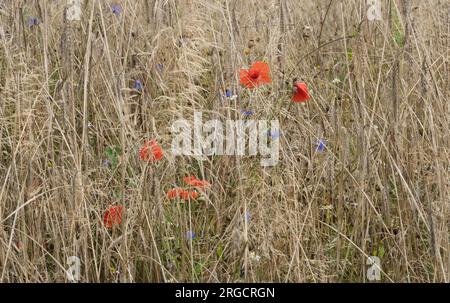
189;191;199;200
316;139;326;152
103;206;124;228
240;61;271;89
292;82;310;103
242;110;253;117
245;211;250;222
111;4;122;16
167;188;199;201
249;251;261;263
179;190;199;201
183;176;210;191
224;89;237;101
28;17;40;28
105;146;120;168
178;190;191;201
134;80;143;91
139;139;163;162
332;78;341;84
186;231;196;241
167;188;182;200
156;63;164;73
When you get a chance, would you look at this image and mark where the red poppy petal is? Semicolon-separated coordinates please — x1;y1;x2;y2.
239;69;249;83
167;189;178;199
292;90;309;102
292;82;310;102
180;190;190;200
251;61;270;74
296;82;309;94
183;176;194;185
104;206;124;228
259;73;272;84
183;176;210;190
140;140;164;162
240;70;257;88
190;191;199;199
243;79;256;88
292;93;308;102
103;210;111;228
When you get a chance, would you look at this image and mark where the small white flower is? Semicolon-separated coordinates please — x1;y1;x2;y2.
332;78;341;84
249;251;261;263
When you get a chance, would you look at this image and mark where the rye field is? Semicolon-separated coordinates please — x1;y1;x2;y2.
0;0;448;282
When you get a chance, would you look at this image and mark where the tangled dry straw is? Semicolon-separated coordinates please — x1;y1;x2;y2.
0;0;448;282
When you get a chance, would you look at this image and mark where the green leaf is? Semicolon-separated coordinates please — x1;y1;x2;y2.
105;145;121;168
347;48;353;61
194;262;202;276
378;244;385;259
392;8;405;47
217;244;224;259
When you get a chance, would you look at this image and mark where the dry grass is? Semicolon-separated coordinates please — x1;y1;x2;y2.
0;0;448;282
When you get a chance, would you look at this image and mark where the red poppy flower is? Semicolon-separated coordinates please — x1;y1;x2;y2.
167;188;180;199
189;191;199;200
180;190;199;201
240;61;271;89
167;188;199;201
103;206;124;228
183;176;210;191
292;82;310;103
179;190;190;201
139;139;163;162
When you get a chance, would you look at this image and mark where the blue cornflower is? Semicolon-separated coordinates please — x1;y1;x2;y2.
186;231;196;241
245;211;250;222
225;89;237;101
111;4;122;16
28;17;40;28
156;63;164;73
134;80;143;91
316;139;326;152
242;110;253;117
267;129;281;140
103;159;111;166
